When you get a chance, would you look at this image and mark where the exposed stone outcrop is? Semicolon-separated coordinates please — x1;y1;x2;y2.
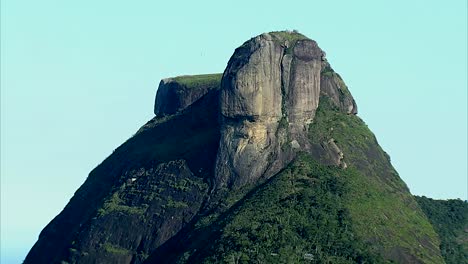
286;38;323;126
215;34;284;190
154;74;221;116
150;33;358;194
214;32;325;190
327;138;347;169
320;61;357;114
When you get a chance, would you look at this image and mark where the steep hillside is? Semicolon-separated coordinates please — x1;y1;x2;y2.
147;95;443;264
25;31;450;264
25;79;221;264
415;196;468;263
149;154;383;263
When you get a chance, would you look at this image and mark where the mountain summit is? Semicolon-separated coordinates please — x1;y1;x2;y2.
25;31;465;264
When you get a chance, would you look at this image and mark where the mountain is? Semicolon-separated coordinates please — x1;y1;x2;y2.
24;31;464;264
415;196;468;264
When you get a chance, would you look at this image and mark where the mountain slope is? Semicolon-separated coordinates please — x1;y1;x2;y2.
415;196;468;264
25;82;221;263
148;154;384;263
309;97;443;263
146;95;443;264
25;31;450;264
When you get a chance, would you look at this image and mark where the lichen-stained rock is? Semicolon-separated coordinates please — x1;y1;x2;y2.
154;74;221;116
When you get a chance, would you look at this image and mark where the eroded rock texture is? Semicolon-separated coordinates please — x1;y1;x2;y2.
214;32;327;190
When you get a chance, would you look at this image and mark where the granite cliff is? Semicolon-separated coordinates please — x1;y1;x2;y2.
214;32;354;198
24;31;466;264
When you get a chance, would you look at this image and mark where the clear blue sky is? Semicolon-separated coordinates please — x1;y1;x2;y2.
1;0;466;263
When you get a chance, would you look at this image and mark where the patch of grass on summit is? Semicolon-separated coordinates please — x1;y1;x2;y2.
269;30;308;44
270;30;308;54
172;73;222;89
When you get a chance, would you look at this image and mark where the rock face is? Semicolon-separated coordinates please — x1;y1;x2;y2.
154;74;221;116
24;31;449;264
214;32;330;190
215;33;284;190
285;37;323;125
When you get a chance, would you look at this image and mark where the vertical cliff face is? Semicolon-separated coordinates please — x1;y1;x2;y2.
154;74;222;117
285;37;323;126
214;32;332;191
215;33;284;190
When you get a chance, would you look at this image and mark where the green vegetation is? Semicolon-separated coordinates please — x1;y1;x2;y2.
102;243;131;255
97;161;208;216
321;63;335;77
184;155;382;263
172;73;222;89
307;97;444;263
165;197;189;209
270;30;308;54
64;89;219;264
343;170;442;263
29;37;453;263
415;196;468;264
97;190;148;216
167;177;207;192
309;96;375;161
270;30;308;44
277;116;289;131
150;94;445;264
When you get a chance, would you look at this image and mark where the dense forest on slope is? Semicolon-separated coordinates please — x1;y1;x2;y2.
147;96;444;264
416;196;468;264
152;155;382;263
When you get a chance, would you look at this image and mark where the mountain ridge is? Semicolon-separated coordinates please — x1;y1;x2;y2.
24;31;466;264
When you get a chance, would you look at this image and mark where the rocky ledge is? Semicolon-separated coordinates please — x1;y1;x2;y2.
154;73;221;116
